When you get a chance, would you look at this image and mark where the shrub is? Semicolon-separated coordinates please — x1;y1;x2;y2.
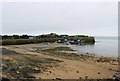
1;38;60;45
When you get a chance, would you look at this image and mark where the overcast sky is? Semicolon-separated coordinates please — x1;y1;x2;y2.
1;1;118;36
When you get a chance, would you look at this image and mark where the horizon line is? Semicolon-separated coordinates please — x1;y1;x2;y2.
0;34;118;37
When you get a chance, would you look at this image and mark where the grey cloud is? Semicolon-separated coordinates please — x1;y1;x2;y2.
2;2;118;36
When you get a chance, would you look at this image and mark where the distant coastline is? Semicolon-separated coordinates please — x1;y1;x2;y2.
1;33;95;45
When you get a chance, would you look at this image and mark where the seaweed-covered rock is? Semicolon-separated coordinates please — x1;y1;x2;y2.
2;48;17;55
1;78;10;81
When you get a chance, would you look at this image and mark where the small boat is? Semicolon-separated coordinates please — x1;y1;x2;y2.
63;41;70;45
69;40;86;45
69;42;79;44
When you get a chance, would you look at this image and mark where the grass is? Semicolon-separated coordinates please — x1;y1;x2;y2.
68;37;95;44
83;37;95;44
1;36;95;45
42;47;75;52
1;38;59;45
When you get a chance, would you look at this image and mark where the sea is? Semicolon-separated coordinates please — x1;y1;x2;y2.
69;36;118;57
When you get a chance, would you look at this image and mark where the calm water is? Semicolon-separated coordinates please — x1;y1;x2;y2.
69;37;118;57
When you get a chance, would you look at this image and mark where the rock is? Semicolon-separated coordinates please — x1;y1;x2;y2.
13;60;17;63
10;68;15;71
16;71;20;74
47;73;49;75
1;78;10;81
85;76;88;79
33;67;41;73
33;67;39;70
77;71;79;73
79;77;82;79
112;62;118;65
56;77;61;80
108;68;112;71
27;74;36;78
27;76;36;78
98;72;101;74
112;72;120;80
18;66;22;69
49;71;52;73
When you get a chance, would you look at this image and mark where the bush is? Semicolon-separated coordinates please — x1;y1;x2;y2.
1;38;60;45
1;37;95;45
68;36;95;44
84;37;95;44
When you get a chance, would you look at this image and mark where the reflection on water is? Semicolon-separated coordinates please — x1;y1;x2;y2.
69;37;118;57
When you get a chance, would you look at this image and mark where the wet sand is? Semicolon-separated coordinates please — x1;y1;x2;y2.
1;43;119;79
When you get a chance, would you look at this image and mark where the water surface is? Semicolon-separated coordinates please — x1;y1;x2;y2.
69;37;118;57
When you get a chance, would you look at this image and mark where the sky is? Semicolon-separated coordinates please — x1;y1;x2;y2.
0;0;118;36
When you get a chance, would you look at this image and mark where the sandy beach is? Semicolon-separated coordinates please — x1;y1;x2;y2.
1;43;119;80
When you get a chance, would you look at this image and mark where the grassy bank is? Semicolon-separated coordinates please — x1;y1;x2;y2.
68;37;95;44
41;47;75;51
1;38;60;45
1;36;95;45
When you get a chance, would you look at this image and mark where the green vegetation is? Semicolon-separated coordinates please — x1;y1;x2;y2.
83;37;95;44
68;36;95;44
2;48;17;54
1;33;95;45
1;38;59;45
35;47;88;60
1;36;95;45
36;47;80;60
42;47;75;52
35;46;118;63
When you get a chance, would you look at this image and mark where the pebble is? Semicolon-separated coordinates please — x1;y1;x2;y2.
16;71;20;74
47;73;49;75
108;68;112;71
49;71;52;73
79;77;82;79
112;73;120;80
98;72;101;74
77;71;79;73
56;77;61;80
27;74;36;78
2;78;10;81
18;66;22;69
33;67;39;70
27;76;36;78
85;76;88;79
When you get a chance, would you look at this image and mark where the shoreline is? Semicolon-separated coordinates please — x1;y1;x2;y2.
8;43;118;58
19;43;118;58
31;44;118;66
1;43;119;79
